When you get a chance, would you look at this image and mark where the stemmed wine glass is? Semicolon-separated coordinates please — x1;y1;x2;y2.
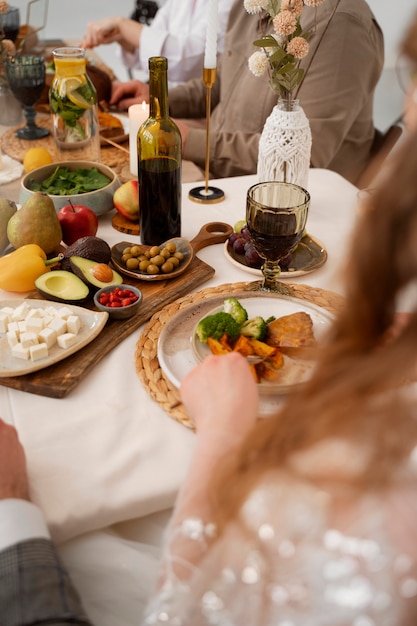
5;54;49;140
246;181;310;292
0;6;20;42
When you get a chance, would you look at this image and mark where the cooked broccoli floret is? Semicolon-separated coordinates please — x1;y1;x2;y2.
223;297;248;325
196;311;241;343
240;316;268;341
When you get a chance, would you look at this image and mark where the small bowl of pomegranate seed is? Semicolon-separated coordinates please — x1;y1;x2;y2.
94;285;142;320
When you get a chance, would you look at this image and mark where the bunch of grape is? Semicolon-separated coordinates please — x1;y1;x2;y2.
228;223;293;270
228;225;263;268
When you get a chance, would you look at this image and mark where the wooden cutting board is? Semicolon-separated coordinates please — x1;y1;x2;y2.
0;222;233;399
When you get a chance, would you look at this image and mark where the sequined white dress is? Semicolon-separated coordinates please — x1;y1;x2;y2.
143;441;417;625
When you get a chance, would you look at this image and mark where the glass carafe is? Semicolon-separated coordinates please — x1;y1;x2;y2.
49;47;100;161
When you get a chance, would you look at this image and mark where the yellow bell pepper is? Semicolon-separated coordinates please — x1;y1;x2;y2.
0;244;56;292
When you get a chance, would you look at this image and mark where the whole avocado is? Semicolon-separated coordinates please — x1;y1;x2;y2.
59;236;112;272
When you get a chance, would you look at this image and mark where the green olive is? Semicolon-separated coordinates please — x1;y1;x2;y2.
149;246;160;257
122;247;132;256
161;261;174;274
151;254;165;266
160;248;171;259
130;245;142;257
170;256;180;267
126;257;140;270
139;260;150;271
166;242;176;254
147;263;159;274
174;251;184;261
121;253;132;264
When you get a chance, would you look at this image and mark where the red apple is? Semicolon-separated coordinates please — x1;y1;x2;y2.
113;180;139;222
58;202;99;246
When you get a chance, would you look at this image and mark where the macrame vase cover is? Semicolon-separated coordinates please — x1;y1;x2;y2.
257;99;312;189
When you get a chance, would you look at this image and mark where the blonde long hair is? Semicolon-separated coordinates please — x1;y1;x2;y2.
212;126;417;531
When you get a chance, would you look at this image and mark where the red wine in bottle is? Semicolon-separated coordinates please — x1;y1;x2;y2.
138;57;182;246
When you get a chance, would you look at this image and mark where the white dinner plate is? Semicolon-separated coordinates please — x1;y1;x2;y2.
0;299;108;377
157;291;334;415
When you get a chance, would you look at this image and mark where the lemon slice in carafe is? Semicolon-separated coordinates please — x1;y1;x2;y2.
58;75;86;99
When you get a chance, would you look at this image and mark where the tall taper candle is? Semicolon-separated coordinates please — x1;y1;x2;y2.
204;0;218;69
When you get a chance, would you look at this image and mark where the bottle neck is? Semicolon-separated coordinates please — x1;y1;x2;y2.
148;57;169;119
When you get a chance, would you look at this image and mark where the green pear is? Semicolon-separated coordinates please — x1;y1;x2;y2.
7;192;62;254
0;198;17;255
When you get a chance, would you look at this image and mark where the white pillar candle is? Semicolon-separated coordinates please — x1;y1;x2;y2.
129;101;150;176
204;0;218;69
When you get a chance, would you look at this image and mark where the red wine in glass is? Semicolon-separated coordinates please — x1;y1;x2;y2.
246;182;310;291
0;7;20;42
5;55;49;140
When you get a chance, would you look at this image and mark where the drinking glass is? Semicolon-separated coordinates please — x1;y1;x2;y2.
246;181;310;292
5;54;49;140
0;6;20;42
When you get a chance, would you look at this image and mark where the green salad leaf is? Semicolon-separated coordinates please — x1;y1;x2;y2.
28;166;111;196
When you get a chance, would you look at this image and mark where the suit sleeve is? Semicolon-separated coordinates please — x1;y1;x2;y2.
0;538;92;626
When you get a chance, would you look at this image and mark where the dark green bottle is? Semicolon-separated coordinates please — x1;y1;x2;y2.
138;56;182;246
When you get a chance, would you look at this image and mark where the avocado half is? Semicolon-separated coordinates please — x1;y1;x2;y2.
35;270;90;303
70;256;123;289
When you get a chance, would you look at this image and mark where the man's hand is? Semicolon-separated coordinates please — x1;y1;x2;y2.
110;80;150;110
0;419;29;501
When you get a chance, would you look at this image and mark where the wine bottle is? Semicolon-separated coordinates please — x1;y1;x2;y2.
138;56;182;246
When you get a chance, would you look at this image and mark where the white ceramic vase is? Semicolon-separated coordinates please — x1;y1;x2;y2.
257;98;312;189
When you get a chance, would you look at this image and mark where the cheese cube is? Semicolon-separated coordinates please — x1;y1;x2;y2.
38;327;56;350
57;306;73;319
0;313;9;333
48;318;67;336
57;333;78;349
7;322;20;338
66;315;81;335
12;302;29;321
18;321;27;334
11;343;30;360
29;343;49;362
20;332;39;349
0;306;14;316
25;317;44;333
26;308;44;320
6;330;19;348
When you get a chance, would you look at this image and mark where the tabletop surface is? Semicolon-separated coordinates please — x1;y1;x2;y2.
0;164;359;624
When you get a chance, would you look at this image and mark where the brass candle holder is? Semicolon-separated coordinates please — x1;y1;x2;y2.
188;67;225;204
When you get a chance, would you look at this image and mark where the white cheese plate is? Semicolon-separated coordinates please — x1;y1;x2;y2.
0;299;108;377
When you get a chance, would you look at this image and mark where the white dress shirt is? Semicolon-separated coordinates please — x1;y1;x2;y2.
121;0;235;85
0;499;50;552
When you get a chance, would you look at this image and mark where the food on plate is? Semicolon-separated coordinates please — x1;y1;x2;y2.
23;147;54;174
120;241;184;275
113;180;139;222
0;301;83;362
0;198;17;255
0;244;57;292
35;270;90;304
98;110;125;139
96;286;140;308
266;311;317;348
26;166;112;196
195;297;318;383
7;192;62;254
69;256;123;290
58;201;99;246
59;236;112;272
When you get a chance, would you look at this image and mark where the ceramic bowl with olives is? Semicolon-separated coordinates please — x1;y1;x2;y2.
111;237;193;281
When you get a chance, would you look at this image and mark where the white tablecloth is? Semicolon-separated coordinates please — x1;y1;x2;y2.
0;169;359;624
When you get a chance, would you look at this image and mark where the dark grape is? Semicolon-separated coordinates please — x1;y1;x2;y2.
245;244;263;268
228;232;240;246
232;237;246;255
240;226;251;241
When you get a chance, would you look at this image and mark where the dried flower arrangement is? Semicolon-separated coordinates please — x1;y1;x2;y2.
245;0;331;102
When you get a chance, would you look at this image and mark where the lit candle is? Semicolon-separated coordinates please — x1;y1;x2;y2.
129;101;150;176
204;0;218;69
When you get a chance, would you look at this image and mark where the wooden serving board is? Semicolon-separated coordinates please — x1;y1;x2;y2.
0;222;233;399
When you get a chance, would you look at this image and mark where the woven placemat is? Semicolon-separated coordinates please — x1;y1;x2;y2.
135;281;344;430
0;116;131;182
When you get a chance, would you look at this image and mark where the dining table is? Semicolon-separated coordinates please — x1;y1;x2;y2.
0;156;360;623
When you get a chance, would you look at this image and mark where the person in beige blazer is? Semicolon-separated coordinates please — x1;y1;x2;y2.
111;0;384;185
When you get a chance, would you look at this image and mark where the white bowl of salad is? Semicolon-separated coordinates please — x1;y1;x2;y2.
19;160;121;216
